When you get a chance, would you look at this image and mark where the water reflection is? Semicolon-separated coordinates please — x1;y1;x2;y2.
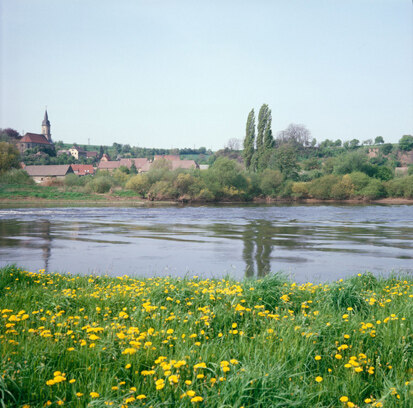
0;220;52;271
243;221;272;277
0;206;412;282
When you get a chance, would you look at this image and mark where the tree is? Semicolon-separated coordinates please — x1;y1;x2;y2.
256;104;273;171
259;169;283;196
99;146;104;158
0;142;20;173
0;128;20;142
379;143;392;156
130;162;138;175
269;144;299;180
349;139;360;149
226;138;241;151
243;109;256;171
399;135;413;151
277;124;311;148
375;136;384;144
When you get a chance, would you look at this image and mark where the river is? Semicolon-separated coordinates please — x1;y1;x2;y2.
0;204;412;282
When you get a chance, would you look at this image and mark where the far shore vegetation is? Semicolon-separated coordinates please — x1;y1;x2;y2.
1;265;412;407
1;108;413;203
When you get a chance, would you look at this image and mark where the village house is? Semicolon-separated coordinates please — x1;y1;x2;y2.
153;154;198;170
71;164;95;176
24;165;73;183
154;154;181;161
98;160;121;171
68;145;98;160
119;158;151;172
97;156;198;173
100;153;111;161
68;145;87;160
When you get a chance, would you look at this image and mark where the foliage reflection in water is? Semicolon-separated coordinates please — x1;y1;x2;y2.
0;205;412;282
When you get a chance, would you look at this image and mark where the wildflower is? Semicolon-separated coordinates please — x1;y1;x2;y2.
191;396;203;402
315;355;321;361
76;393;83;397
137;395;146;400
315;376;323;383
335;354;343;360
340;396;348;402
90;392;99;398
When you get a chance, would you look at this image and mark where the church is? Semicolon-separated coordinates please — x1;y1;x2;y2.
18;110;54;153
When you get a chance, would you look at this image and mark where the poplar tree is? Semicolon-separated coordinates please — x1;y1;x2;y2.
243;109;256;171
257;104;273;171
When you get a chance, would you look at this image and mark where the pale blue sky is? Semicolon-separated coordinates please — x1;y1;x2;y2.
1;0;412;150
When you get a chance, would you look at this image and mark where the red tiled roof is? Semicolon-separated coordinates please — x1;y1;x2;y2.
71;164;95;176
119;158;150;171
20;133;51;145
98;160;121;170
171;160;198;170
154;155;180;161
86;151;98;158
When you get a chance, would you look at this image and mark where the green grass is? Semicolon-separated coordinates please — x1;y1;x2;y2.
0;266;412;407
0;184;106;201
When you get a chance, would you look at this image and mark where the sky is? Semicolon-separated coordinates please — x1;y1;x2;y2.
0;0;412;150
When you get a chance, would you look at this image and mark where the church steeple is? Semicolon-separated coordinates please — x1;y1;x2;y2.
42;109;50;126
41;109;52;142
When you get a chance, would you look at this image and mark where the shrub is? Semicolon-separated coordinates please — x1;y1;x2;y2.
174;173;197;196
260;169;283;197
125;174;151;197
308;175;340;199
147;180;178;200
348;172;371;193
64;173;85;187
330;175;354;199
195;188;215;201
380;143;393;155
112;169;131;186
291;182;309;198
0;142;20;173
385;176;413;198
360;179;386;199
87;177;112;193
375;166;393;181
0;169;33;185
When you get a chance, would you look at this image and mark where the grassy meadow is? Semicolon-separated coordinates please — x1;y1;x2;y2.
0;266;412;407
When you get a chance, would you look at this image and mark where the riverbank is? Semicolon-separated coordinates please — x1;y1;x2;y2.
1;266;411;407
1;195;412;206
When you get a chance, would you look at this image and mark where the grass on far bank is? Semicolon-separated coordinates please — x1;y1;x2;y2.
0;184;139;201
0;266;412;408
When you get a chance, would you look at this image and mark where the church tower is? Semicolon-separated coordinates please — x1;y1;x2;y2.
42;109;52;142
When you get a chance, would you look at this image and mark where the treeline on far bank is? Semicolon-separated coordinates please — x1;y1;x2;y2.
120;156;413;201
3;155;411;202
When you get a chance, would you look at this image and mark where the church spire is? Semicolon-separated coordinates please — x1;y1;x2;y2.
42;109;50;126
41;108;52;142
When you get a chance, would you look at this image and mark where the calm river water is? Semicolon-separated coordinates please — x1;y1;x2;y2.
0;204;412;282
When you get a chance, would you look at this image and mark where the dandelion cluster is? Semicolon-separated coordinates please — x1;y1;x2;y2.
0;266;412;407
